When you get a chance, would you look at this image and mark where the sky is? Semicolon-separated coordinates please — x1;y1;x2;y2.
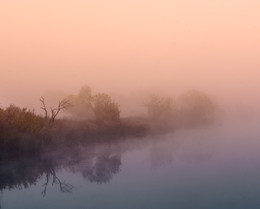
0;0;260;114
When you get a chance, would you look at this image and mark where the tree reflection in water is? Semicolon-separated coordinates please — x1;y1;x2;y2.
0;143;122;198
0;132;213;207
41;168;73;197
80;154;121;184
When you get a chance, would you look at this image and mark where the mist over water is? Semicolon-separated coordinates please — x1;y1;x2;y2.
1;121;260;209
1;1;260;208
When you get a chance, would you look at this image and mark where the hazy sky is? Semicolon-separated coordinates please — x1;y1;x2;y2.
0;0;260;111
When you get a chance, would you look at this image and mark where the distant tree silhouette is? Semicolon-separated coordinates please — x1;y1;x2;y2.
145;95;177;129
145;95;174;120
92;93;120;123
179;90;216;126
66;85;94;120
66;85;120;122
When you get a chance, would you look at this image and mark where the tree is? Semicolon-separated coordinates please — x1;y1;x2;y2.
179;90;216;126
40;97;48;119
92;93;120;123
66;85;120;123
49;99;71;122
40;97;71;123
66;85;94;120
145;95;177;128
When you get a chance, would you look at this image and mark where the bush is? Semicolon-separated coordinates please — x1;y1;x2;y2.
4;105;46;134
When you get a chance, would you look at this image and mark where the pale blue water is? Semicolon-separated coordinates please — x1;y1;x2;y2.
1;122;260;209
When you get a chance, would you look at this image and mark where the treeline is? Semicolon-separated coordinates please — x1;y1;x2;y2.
145;90;217;131
62;85;217;130
0;86;217;160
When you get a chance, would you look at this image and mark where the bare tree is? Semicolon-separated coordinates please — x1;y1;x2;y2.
50;99;71;122
40;97;71;122
40;97;48;119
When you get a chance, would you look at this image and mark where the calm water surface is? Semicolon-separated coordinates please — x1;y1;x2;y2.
1;122;260;209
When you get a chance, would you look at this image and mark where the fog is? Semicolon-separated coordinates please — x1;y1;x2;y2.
1;0;260;116
2;120;260;209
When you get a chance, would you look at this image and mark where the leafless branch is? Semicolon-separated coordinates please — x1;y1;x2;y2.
40;97;48;119
50;99;71;122
41;173;50;197
41;169;73;197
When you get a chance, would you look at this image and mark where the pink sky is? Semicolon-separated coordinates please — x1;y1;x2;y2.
0;0;260;112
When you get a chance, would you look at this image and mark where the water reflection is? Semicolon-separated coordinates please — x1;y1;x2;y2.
41;166;73;197
0;145;122;197
79;154;121;184
0;128;224;209
149;146;174;168
0;130;217;195
148;130;215;169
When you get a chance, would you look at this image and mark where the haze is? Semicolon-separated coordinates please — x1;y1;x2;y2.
1;0;259;114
